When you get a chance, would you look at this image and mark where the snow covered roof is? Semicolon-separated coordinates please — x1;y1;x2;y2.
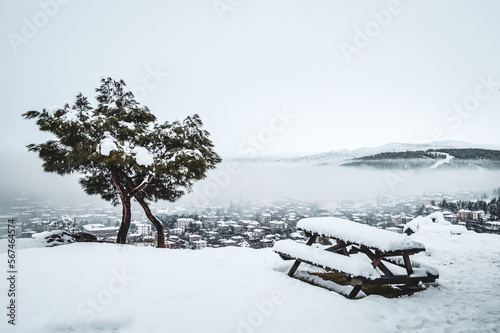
82;224;119;232
82;223;105;231
485;221;500;226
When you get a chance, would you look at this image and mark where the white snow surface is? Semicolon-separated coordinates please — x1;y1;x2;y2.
274;240;380;279
1;230;500;333
298;217;425;252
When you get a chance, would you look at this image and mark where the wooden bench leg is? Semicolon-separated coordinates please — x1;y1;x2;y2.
360;246;394;276
287;235;318;277
402;254;413;275
287;260;302;277
348;285;362;299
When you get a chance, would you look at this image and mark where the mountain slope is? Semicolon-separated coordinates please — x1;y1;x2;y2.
231;141;500;168
342;148;500;170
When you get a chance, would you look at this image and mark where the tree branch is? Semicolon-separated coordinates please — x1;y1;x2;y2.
110;166;127;202
128;173;154;198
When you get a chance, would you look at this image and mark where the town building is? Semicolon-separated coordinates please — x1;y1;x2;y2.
82;223;119;239
472;210;485;221
192;239;207;250
133;222;152;235
443;212;458;224
260;213;271;224
483;221;500;234
176;218;194;230
269;221;285;232
457;210;473;221
202;214;217;229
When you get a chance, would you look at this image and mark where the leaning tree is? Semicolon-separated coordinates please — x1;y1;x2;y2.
23;78;221;247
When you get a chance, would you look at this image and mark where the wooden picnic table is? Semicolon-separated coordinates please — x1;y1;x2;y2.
274;217;439;299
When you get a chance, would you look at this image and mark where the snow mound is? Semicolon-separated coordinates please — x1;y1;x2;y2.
32;230;77;247
98;133;118;156
132;146;154;166
403;212;467;235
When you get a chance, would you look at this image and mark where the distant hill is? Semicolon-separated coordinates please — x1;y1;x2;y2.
230;141;500;170
341;148;500;170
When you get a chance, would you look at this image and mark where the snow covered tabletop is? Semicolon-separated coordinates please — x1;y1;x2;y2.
273;240;380;279
297;217;426;253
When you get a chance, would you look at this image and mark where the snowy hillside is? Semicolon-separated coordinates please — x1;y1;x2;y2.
2;230;500;333
343;148;500;170
232;141;500;166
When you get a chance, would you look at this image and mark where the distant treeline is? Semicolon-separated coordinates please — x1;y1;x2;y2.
341;148;500;169
416;197;500;220
342;159;435;169
427;148;500;160
355;148;500;161
355;151;446;160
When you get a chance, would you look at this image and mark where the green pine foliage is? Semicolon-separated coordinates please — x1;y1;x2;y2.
23;78;222;245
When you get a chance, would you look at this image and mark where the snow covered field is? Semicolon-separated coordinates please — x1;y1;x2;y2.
1;230;500;333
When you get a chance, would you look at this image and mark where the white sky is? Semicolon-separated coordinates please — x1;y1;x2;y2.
1;0;500;159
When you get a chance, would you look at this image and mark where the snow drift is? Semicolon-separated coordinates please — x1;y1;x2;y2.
403;212;467;235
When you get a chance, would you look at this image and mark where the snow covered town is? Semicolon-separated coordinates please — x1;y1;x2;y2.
2;190;499;248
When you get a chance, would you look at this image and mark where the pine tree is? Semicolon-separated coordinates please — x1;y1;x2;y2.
415;204;425;216
23;78;221;247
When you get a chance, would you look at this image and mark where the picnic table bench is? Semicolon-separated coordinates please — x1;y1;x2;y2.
273;217;439;299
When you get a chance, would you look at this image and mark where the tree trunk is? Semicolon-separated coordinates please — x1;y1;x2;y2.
115;169;164;248
135;195;166;248
111;166;132;245
116;196;132;244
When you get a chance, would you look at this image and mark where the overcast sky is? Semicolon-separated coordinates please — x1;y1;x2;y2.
1;0;499;160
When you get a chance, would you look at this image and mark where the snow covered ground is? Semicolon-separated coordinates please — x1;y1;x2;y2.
1;230;500;333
